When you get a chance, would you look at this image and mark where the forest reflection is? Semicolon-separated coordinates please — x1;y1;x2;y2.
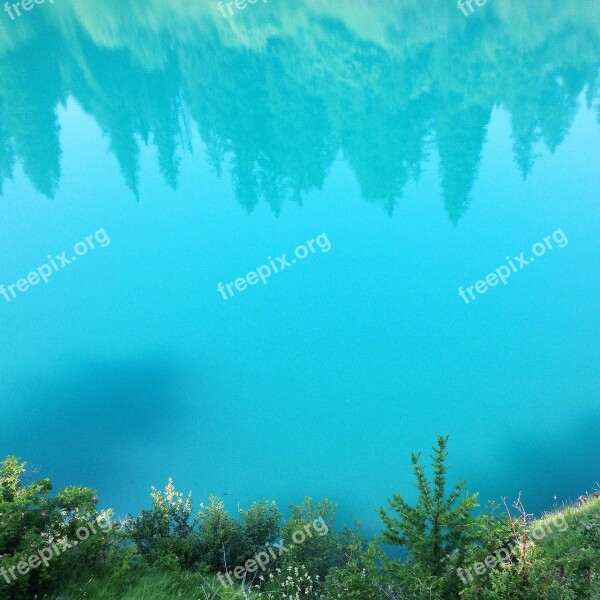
0;0;598;222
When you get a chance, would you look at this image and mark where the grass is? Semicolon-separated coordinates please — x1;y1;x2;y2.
535;495;600;550
49;567;253;600
534;496;600;589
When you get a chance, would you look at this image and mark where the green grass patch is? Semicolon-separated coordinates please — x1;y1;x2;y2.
48;565;252;600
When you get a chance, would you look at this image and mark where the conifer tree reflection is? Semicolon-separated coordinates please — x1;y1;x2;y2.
0;0;597;223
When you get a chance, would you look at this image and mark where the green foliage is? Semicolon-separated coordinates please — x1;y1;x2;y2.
0;445;596;600
129;479;282;576
321;533;388;600
379;435;479;596
239;500;281;557
128;478;200;569
277;498;337;581
460;497;600;600
194;495;246;572
195;496;282;573
0;456;112;600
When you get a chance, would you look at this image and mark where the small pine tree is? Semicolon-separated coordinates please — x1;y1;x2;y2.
379;436;478;591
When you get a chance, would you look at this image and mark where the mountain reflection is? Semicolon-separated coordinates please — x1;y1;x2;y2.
0;0;598;222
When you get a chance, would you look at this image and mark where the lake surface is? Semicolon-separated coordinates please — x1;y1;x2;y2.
0;0;599;533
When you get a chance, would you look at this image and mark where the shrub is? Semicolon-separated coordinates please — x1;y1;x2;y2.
194;495;246;572
321;533;387;600
257;498;338;597
0;456;112;600
279;498;338;579
129;480;282;576
239;500;281;558
128;478;200;569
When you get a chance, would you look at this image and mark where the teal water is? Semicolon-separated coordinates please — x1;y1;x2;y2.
0;0;599;533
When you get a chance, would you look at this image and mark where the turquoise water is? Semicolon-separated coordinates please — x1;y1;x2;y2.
0;1;599;533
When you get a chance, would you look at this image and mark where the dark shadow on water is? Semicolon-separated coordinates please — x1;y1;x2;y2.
0;356;187;493
467;409;600;515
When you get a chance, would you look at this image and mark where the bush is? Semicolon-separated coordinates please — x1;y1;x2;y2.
129;479;282;576
195;496;281;573
257;497;338;597
128;478;201;570
321;533;386;600
194;495;246;572
239;500;281;558
0;456;113;600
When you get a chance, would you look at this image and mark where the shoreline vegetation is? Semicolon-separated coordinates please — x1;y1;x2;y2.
0;437;598;599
